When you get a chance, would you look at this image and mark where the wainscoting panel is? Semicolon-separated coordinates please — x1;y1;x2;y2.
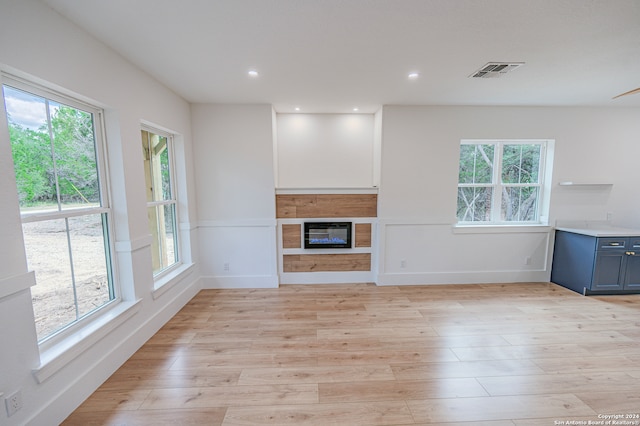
377;222;552;285
198;221;278;288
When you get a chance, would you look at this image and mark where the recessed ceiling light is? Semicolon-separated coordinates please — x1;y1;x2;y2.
247;70;259;78
353;107;359;112
294;107;300;111
408;72;420;80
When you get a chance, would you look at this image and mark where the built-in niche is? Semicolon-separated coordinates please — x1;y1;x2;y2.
276;193;377;281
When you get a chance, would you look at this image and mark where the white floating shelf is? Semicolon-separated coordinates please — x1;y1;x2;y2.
558;182;613;187
275;187;378;194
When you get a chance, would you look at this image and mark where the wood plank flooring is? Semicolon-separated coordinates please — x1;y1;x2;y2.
62;283;640;425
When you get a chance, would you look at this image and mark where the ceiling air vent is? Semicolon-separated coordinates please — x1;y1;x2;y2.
470;62;524;78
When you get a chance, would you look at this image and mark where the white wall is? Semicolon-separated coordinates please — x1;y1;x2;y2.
1;2;639;424
191;104;278;288
378;105;640;285
276;113;375;188
0;1;200;424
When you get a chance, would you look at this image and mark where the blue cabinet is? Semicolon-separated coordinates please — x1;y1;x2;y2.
551;230;640;295
623;238;640;291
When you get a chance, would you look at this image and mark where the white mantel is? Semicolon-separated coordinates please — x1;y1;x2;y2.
275;187;378;195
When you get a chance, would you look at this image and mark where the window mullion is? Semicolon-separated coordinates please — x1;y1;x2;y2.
536;143;547;219
21;206;109;223
45;99;63;211
491;142;503;222
94;111;109;209
63;217;80;320
168;135;177;202
147;200;175;208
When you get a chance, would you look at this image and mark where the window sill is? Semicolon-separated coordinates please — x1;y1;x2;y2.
32;299;141;384
152;262;196;300
453;224;552;234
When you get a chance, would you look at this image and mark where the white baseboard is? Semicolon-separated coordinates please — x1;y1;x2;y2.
200;275;279;289
377;270;550;286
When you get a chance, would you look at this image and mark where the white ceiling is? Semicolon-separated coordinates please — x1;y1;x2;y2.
41;0;640;113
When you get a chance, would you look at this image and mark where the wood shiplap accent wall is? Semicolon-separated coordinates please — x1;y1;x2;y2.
355;223;372;248
276;194;377;218
277;192;376;279
282;224;301;248
283;254;371;272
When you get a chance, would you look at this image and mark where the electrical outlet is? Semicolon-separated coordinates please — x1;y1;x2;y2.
223;262;230;272
400;259;406;268
5;390;23;417
525;256;532;265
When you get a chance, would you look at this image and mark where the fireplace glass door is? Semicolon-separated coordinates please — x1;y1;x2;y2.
304;222;352;249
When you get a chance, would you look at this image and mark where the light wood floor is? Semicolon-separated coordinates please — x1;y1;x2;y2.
63;283;640;425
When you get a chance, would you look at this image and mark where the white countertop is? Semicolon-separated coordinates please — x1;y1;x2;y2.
556;226;640;237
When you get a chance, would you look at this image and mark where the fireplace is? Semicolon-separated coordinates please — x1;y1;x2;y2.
304;222;352;249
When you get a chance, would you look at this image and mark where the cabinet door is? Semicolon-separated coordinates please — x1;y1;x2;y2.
623;252;640;290
592;251;625;291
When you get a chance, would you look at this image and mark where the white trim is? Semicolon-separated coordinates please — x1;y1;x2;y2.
114;235;153;253
275;187;378;195
278;217;376;225
152;262;196;299
33;299;142;384
378;218;453;226
141;121;176;138
20;206;109;223
377;270;550;286
557;182;613;187
0;271;36;300
199;219;277;228
452;224;552;234
179;222;196;231
200;275;279;289
282;247;373;255
272;107;279;188
2;73;104;116
147;199;176;208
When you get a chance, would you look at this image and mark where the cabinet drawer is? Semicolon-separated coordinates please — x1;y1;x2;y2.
629;239;640;250
597;238;627;250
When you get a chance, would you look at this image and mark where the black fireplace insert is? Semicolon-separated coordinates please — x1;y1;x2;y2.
304;222;352;249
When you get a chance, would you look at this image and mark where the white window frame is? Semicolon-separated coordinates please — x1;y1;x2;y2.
2;74;121;347
141;125;181;281
457;139;552;226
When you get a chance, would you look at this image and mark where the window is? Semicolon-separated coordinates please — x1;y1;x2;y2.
2;78;115;342
457;140;549;224
141;127;179;276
